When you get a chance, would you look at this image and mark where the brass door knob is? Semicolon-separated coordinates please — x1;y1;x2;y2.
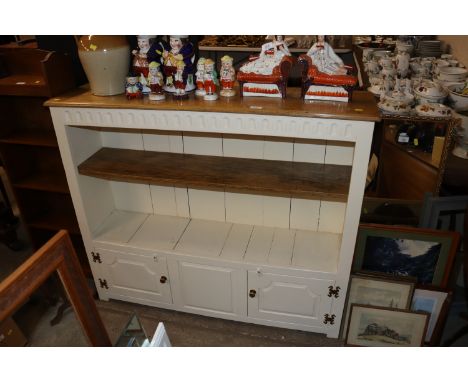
249;289;256;298
160;276;167;284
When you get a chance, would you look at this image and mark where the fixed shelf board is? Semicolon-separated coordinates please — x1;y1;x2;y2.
12;172;69;193
0;130;58;147
78;148;351;202
93;209;341;273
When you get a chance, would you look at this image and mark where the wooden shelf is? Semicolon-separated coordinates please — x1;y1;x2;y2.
94;210;341;273
12;172;69;193
78;148;352;202
0;48;76;97
0;130;58;147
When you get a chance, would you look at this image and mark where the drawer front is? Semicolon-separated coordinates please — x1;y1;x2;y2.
247;271;334;328
170;260;247;319
97;249;172;305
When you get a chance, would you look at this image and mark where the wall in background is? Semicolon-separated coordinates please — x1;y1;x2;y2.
437;35;468;66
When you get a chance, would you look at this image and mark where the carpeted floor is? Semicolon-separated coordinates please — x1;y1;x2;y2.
27;299;344;347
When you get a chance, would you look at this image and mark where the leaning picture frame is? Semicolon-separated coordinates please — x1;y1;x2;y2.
340;273;416;338
411;287;452;345
352;223;460;288
345;304;429;347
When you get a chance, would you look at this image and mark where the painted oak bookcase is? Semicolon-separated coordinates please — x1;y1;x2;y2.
46;88;379;338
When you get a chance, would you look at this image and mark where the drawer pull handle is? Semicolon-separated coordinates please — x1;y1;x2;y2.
249;289;256;298
160;276;167;284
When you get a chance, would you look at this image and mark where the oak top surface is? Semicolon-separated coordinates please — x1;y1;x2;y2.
45;87;380;122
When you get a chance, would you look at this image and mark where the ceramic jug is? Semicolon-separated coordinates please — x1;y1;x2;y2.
77;35;130;96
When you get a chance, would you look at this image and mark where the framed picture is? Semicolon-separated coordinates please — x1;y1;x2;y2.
345;304;429;347
411;287;452;345
352;223;460;287
340;273;416;338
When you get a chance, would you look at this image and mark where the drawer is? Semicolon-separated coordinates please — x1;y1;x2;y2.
247;271;334;328
96;248;172;305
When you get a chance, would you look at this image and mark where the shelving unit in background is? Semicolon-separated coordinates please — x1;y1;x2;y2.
0;47;89;276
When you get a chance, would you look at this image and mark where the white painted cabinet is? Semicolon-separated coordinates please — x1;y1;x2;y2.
169;259;247;319
247;271;335;329
48;91;377;338
96;249;173;306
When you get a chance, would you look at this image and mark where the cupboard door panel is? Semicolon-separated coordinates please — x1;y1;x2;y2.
99;249;172;304
172;261;246;318
248;271;333;328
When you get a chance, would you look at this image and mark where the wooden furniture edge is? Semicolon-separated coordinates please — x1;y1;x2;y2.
44;89;381;123
0;230;111;346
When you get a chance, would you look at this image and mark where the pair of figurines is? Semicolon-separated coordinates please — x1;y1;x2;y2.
125;61;165;101
195;55;236;100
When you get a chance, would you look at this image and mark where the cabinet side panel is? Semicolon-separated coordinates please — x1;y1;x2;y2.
63;125;115;234
110;181;153;214
318;201;346;234
78;176;115;233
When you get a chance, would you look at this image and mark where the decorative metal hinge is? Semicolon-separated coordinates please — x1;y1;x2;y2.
91;252;102;263
323;314;336;325
99;278;108;289
328;286;341;298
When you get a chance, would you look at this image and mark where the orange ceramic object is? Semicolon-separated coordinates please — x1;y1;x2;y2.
299;54;357;100
237;55;295;98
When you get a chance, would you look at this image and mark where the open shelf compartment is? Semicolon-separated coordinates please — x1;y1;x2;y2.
93;210;341;273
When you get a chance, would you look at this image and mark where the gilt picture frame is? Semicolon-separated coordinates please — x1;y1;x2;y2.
352;223;460;288
345;304;429;347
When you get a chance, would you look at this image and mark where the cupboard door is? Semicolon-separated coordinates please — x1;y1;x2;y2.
98;249;172;305
247;271;333;328
170;260;247;319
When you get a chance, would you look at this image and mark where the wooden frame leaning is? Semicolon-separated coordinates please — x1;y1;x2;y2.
340;272;416;338
0;230;111;346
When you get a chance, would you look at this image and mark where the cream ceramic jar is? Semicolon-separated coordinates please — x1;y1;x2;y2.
77;35;130;96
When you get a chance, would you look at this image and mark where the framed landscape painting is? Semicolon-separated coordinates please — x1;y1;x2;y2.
340;273;415;338
345;304;429;347
352;224;460;288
